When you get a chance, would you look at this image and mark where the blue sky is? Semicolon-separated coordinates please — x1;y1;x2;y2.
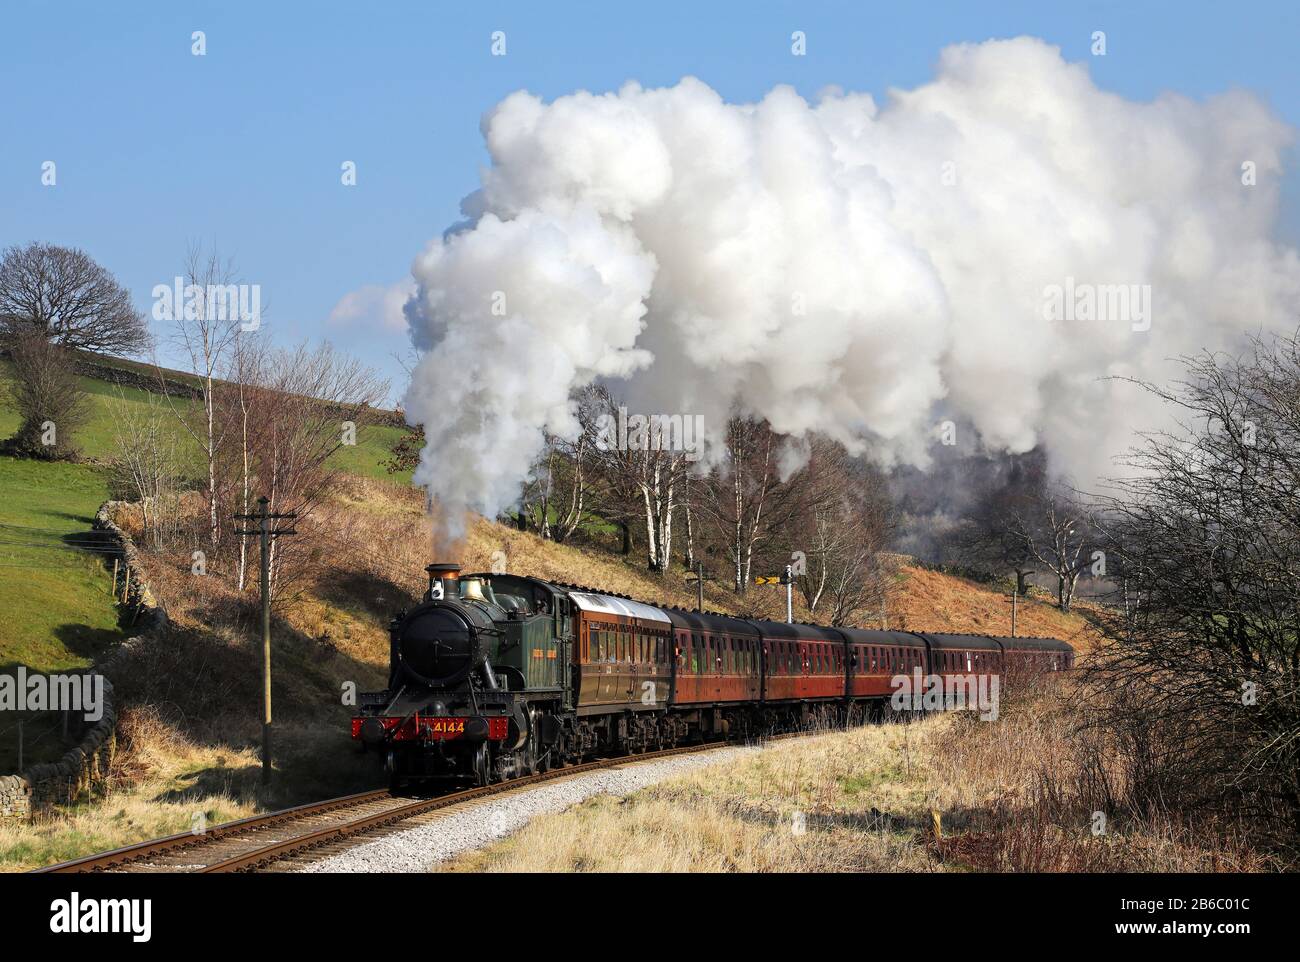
3;0;1298;399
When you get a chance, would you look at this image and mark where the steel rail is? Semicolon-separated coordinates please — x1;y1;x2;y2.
34;788;393;873
35;733;804;874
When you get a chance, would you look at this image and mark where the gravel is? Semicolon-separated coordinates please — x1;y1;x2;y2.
301;745;767;873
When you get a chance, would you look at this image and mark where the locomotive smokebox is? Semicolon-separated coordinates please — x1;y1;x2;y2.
424;562;462;600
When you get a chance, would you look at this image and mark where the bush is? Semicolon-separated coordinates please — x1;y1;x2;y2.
1;331;90;460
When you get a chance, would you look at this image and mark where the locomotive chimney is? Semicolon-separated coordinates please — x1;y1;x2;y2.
425;562;462;600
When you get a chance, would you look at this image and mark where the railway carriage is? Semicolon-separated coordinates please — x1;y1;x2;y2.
923;633;1006;682
665;609;762;707
998;635;1075;673
353;563;1075;788
757;621;847;706
840;628;928;700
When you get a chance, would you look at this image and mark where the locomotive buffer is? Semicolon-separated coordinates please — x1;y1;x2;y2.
234;496;297;786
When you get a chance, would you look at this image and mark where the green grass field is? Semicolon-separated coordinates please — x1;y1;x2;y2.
0;456;129;673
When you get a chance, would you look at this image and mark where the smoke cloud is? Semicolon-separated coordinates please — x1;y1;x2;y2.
403;37;1300;538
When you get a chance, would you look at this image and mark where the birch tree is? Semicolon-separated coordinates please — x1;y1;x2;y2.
159;245;245;549
697;418;805;592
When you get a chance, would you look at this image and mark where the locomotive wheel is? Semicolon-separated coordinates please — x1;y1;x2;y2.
523;708;539;775
472;743;491;787
386;750;405;795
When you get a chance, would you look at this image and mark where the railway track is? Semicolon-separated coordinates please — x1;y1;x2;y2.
35;735;797;874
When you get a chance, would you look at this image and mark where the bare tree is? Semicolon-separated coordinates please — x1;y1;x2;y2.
949;453;1045;595
0;242;149;356
247;342;388;598
0;329;90;460
696;418;806;592
159;245;246;550
790;440;894;625
109;390;182;548
1089;332;1300;841
1024;489;1093;611
586;385;691;573
517;385;600;543
219;330;269;589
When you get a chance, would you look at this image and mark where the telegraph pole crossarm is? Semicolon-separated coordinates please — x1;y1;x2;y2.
234;496;297;786
684;561;716;613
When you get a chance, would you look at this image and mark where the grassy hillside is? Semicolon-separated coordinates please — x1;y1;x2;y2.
0;355;409;686
0;359;409;482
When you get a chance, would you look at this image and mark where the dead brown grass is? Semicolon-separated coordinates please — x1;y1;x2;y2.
923;685;1279;871
443;687;1276;873
444;722;940;873
890;565;1101;654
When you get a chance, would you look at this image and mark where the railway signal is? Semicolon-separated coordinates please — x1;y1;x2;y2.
754;564;795;623
234;496;297;786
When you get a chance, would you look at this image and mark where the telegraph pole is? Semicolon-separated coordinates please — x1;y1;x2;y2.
234;496;296;786
684;561;715;613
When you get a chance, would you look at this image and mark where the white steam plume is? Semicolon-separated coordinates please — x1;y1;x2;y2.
404;37;1300;538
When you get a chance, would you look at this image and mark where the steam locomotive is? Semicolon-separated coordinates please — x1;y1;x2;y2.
352;563;1074;789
